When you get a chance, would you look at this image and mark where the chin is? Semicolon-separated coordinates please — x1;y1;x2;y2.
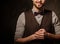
37;5;42;9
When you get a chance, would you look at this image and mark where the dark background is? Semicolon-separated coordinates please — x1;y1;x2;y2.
1;0;60;44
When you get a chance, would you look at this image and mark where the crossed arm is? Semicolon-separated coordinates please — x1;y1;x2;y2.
15;29;60;43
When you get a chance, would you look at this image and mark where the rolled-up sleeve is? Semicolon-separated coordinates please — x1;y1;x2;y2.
14;12;25;39
52;11;60;34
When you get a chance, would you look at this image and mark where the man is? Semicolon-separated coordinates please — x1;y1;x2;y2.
14;0;60;44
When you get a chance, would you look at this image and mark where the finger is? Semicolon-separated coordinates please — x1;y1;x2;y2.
35;33;45;37
35;31;45;35
35;35;44;39
39;29;46;32
34;33;45;39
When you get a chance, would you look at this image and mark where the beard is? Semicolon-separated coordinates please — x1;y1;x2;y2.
33;3;45;11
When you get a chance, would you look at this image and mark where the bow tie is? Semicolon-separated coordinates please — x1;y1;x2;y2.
34;12;44;16
34;12;41;16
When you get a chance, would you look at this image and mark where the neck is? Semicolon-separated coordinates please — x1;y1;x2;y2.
32;6;40;12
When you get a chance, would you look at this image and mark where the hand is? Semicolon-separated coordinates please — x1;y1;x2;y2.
34;29;46;39
15;29;46;43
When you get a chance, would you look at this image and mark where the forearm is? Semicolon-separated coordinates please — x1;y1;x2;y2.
15;34;36;43
46;32;60;39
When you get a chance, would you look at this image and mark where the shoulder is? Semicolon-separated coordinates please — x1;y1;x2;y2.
44;9;52;13
18;12;25;19
19;12;25;17
16;12;25;25
44;9;56;14
43;9;52;15
52;11;57;17
17;9;32;20
17;12;25;22
52;11;59;24
52;11;58;20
